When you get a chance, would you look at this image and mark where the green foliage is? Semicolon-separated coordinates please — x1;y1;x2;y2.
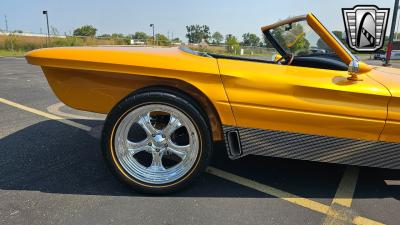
242;33;261;47
332;30;348;47
225;34;240;54
265;23;310;53
51;37;84;47
264;27;285;48
73;25;97;37
98;34;112;39
97;33;130;44
332;31;343;39
317;38;330;51
283;23;310;53
112;34;130;45
133;32;149;41
4;35;18;51
111;33;125;39
156;34;170;46
185;25;210;43
212;32;223;44
3;34;43;51
171;37;182;43
0;49;26;57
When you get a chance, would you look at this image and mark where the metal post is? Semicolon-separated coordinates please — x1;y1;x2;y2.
396;10;400;40
150;24;155;45
385;0;399;66
4;15;8;32
43;11;50;47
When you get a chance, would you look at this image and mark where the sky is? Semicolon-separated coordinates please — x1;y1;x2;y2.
0;0;397;41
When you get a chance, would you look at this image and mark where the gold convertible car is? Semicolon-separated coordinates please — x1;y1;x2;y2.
26;13;400;193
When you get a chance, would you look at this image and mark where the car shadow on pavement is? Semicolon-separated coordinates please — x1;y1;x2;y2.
0;119;399;200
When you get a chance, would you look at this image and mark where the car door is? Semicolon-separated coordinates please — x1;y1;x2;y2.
218;59;391;141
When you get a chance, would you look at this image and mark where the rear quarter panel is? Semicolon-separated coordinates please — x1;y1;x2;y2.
25;47;236;129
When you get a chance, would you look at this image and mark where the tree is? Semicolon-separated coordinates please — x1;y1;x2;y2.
133;32;149;41
332;31;343;39
225;34;240;54
185;25;210;43
242;33;261;46
279;23;310;53
171;37;182;43
50;26;59;36
317;38;330;51
317;30;345;52
73;25;97;37
111;33;125;39
212;32;223;45
264;27;285;48
156;34;170;46
98;34;112;39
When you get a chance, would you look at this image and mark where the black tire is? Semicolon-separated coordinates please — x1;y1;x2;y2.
101;88;212;194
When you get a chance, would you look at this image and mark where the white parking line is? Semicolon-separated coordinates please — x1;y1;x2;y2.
0;97;91;131
47;102;105;120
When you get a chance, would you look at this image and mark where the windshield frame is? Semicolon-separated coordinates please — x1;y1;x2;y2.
261;13;357;64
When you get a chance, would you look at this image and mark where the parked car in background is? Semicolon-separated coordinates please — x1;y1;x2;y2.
373;50;386;60
375;50;400;61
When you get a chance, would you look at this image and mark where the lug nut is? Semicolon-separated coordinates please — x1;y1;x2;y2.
155;148;160;152
148;142;152;146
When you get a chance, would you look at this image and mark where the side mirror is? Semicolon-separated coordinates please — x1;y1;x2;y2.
347;60;362;81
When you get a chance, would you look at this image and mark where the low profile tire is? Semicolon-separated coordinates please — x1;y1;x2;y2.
101;89;212;194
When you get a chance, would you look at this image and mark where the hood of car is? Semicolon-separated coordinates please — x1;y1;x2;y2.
369;66;400;97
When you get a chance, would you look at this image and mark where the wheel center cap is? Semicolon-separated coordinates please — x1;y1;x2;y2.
153;134;165;143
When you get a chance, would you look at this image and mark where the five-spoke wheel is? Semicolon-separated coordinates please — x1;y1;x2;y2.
102;89;212;194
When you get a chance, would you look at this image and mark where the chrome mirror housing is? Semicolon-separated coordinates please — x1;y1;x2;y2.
348;60;359;74
347;60;362;81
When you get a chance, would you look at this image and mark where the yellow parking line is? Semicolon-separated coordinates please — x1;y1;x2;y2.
331;166;360;207
384;180;400;185
207;166;330;214
0;97;384;225
322;166;362;225
207;167;384;225
0;97;91;131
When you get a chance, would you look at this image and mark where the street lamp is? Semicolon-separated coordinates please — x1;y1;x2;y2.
150;24;155;45
42;10;50;47
4;15;8;32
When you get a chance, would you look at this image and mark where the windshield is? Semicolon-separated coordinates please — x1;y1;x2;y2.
267;20;339;59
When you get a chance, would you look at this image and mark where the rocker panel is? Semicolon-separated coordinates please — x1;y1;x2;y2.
223;126;400;169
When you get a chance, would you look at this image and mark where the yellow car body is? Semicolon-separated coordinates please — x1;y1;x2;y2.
26;13;400;169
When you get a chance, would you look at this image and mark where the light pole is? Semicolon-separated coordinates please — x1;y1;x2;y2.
4;15;8;32
384;0;399;66
150;24;155;45
42;10;50;47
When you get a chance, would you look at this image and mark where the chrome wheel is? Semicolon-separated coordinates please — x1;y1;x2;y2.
114;104;200;185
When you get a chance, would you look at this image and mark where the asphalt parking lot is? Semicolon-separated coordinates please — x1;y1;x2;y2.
0;57;399;225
